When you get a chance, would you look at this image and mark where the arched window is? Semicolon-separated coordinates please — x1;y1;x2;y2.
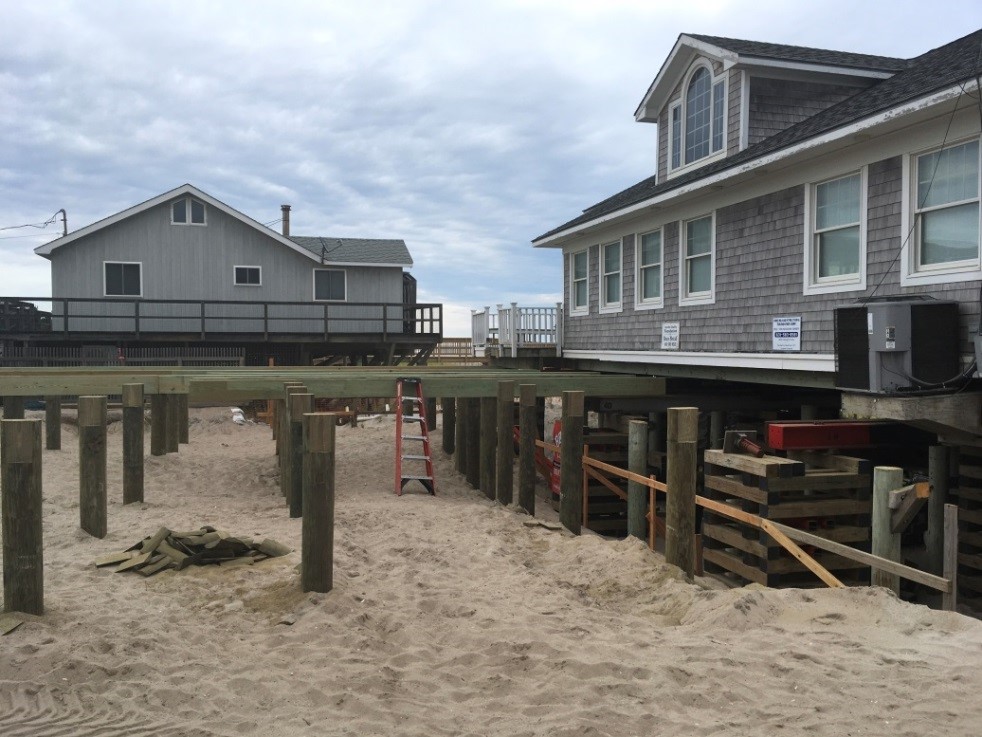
669;63;726;172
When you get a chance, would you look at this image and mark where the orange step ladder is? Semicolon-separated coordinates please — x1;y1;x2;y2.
394;377;435;495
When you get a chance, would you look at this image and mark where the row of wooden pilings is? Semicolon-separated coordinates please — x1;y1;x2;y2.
438;382;701;578
2;388;338;618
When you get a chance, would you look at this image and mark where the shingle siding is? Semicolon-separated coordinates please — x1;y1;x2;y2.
747;78;865;146
727;69;742;155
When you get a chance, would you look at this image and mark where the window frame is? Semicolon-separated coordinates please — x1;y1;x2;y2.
312;268;347;302
599;240;623;314
234;265;262;287
667;62;728;179
679;213;716;306
803;168;868;296
569;248;589;316
170;197;207;226
900;136;982;287
103;261;143;298
635;228;664;310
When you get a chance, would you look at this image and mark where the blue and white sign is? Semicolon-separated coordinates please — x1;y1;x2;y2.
772;316;801;351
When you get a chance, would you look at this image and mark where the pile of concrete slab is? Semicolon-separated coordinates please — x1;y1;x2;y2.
94;526;291;576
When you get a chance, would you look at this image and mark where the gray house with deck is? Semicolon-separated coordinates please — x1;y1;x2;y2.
21;184;441;364
534;30;982;405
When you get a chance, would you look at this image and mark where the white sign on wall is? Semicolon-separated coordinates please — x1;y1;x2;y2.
661;322;680;350
772;316;801;351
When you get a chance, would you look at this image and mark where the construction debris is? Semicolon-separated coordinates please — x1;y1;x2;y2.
0;614;25;636
93;526;291;576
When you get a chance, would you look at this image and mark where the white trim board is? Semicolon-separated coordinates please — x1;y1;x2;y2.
562;349;835;373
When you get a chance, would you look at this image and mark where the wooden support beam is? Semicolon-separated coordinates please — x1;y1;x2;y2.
518;384;536;516
454;397;468;475
442;397;456;455
926;445;949;575
44;396;61;450
122;384;145;505
465;398;480;489
1;418;43;615
890;482;930;534
709;410;724;451
627;419;648;540
150;394;166;456
943;503;958;611
666;407;698;578
479;396;497;500
280;385;307;500
872;466;903;594
559;391;585;534
495;380;515;506
3;397;25;420
78;396;108;539
289;393;314;518
165;394;180;454
178;394;189;444
302;412;335;593
426;397;437;431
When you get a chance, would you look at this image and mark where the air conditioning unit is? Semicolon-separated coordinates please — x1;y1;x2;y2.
834;297;960;393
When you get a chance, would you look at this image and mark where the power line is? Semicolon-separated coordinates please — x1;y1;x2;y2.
0;211;61;232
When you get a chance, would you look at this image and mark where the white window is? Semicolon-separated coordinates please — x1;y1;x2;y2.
804;170;867;295
313;269;346;301
902;138;982;286
171;197;206;226
600;240;622;312
680;214;715;305
234;266;262;287
104;261;142;297
636;229;663;309
668;63;726;176
570;249;589;315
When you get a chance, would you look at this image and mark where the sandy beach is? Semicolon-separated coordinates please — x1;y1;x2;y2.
1;407;981;736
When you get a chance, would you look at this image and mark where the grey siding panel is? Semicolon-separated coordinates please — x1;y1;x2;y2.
727;69;741;155
49;201;404;334
747;78;864;147
563;155;980;358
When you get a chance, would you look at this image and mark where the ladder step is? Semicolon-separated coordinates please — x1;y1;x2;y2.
402;415;424;422
401;474;433;481
402;454;429;460
403;397;422;403
401;435;426;441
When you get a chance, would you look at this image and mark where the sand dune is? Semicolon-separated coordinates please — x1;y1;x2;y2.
1;407;980;736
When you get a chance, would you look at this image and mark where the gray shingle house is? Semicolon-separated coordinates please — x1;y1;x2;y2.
27;183;440;364
535;30;982;395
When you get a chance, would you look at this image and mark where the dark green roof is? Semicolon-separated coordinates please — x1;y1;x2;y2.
289;236;412;266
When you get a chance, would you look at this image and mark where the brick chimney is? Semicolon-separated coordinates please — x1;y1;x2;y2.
281;204;291;237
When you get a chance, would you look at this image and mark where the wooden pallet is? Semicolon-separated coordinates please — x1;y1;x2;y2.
581;430;631;536
701;449;872;587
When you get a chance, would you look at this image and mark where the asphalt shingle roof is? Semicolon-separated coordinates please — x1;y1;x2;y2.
537;30;982;243
289;236;413;266
686;34;910;73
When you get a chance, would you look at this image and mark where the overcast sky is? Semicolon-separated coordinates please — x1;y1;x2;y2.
2;1;980;335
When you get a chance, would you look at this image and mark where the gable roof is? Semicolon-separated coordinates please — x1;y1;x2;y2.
34;183;411;267
289;236;412;267
684;34;909;73
537;29;982;245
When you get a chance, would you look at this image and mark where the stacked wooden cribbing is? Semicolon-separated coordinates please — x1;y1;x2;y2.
93;526;291;576
701;449;872;587
581;430;631;536
954;446;982;604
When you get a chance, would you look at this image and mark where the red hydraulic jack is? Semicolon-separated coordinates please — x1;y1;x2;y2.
394;377;436;495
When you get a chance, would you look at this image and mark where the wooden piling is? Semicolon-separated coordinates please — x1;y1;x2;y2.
495;381;515;506
926;445;949;575
709;410;724;450
465;398;480;488
480;396;497;499
302;412;336;593
3;396;25;420
518;384;536;516
872;465;903;594
455;398;468;475
1;419;43;615
78;395;108;539
665;407;698;577
943;503;959;611
280;385;308;500
559;390;585;534
442;397;456;454
44;396;61;450
122;384;145;505
178;394;189;444
426;397;438;430
289;393;314;518
150;394;167;456
627;419;648;539
165;394;180;454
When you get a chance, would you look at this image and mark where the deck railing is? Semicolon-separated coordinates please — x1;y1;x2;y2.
0;297;442;340
471;302;562;357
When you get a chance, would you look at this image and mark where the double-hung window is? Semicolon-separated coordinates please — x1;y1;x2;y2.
313;269;346;301
600;241;622;312
805;170;866;294
636;229;663;309
570;250;588;315
680;214;715;305
668;64;726;175
104;262;142;297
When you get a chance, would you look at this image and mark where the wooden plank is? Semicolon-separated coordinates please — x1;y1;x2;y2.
764;499;871;519
944;503;958;611
0;614;25;636
762;473;871;492
890;482;930;533
583;455;667;492
704;449;804;478
702;521;768;558
696;495;763;528
93;551;136;567
704;474;767;504
787;449;871;474
584;466;627;501
115;551;152;572
760;519;845;588
702;548;768;585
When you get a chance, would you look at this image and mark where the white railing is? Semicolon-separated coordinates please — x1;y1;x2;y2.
471;303;562;357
